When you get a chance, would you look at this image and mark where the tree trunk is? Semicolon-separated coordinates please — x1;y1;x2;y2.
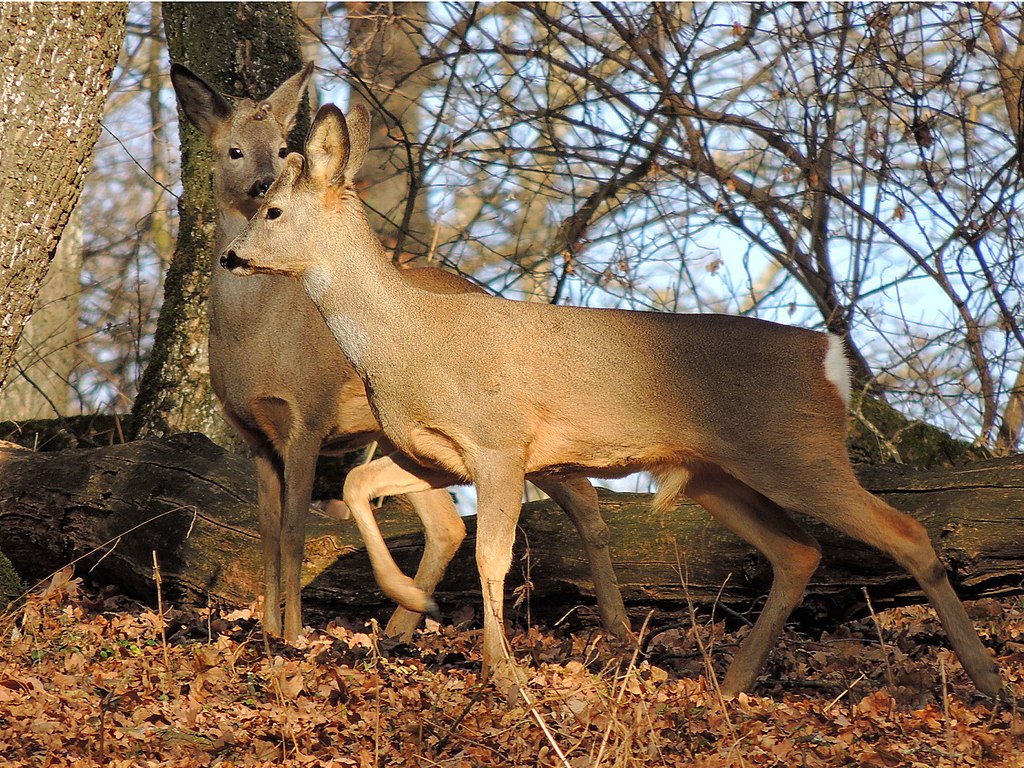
0;2;126;392
1;435;1020;631
130;2;309;445
348;2;433;262
0;208;82;420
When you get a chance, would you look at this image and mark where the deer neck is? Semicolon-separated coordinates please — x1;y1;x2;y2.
299;210;425;375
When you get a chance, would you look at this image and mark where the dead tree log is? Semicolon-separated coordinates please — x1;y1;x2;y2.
0;434;1021;630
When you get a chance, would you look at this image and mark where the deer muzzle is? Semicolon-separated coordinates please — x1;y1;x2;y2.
220;249;250;273
249;177;274;198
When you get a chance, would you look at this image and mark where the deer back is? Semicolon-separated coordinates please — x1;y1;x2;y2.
221;104;852;483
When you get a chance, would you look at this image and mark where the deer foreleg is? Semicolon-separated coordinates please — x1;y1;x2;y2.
342;454;454;615
473;458;527;684
254;451;285;637
385;485;466;640
281;438;320;641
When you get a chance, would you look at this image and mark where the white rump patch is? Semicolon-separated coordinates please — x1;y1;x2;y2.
824;334;851;407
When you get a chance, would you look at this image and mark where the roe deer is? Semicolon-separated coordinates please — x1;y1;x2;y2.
170;65;630;643
221;103;1003;698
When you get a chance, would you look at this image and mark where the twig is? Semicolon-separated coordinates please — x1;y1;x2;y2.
941;656;954;762
675;543;749;767
433;680;488;755
593;611;654;766
498;634;572;768
862;587;896;690
152;551;172;695
18;505;200;600
824;672;867;714
257;618;293;765
371;618;382;768
87;536;123;572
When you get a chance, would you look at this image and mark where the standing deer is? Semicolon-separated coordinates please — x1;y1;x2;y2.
221;102;1003;698
169;64;630;644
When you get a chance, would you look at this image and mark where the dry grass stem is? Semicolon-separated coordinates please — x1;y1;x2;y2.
862;587;897;690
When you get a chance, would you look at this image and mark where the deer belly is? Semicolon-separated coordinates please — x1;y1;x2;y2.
392;424;473;481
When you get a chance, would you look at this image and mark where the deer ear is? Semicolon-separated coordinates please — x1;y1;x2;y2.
304;104;350;187
170;63;233;139
341;103;371;185
264;60;314;134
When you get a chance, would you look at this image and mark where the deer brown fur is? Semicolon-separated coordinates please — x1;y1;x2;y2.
169;65;630;644
221;102;1002;698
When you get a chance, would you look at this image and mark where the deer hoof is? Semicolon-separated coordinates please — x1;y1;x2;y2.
423;596;441;622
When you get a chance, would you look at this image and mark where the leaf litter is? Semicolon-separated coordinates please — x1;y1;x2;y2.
0;568;1021;767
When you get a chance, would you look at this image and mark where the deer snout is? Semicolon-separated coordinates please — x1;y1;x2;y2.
220;249;248;272
249;177;274;198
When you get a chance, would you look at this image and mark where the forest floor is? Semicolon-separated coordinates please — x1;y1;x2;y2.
0;569;1021;767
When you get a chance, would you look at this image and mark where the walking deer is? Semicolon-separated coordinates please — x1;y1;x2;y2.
169;64;630;644
221;102;1003;697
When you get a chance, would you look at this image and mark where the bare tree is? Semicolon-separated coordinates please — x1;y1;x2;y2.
0;3;127;392
69;6;177;419
345;2;435;262
976;2;1024;452
0;210;82;420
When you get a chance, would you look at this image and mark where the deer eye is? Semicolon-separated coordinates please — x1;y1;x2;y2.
266;207;282;220
229;147;244;159
278;147;288;159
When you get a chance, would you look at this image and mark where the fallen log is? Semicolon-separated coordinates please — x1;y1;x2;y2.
0;433;1021;631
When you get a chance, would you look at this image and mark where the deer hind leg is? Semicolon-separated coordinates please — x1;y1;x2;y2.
685;465;822;696
814;481;1002;697
531;475;631;638
342;453;458;616
253;450;286;637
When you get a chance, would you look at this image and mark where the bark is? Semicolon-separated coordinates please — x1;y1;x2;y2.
0;435;1020;631
130;2;308;445
0;3;126;391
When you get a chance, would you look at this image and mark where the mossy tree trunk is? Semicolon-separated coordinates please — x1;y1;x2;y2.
130;2;309;446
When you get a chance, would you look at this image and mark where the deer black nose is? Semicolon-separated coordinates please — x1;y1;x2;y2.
249;178;273;198
221;250;242;269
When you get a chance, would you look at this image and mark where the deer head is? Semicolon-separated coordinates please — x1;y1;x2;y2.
170;62;314;223
221;103;371;277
